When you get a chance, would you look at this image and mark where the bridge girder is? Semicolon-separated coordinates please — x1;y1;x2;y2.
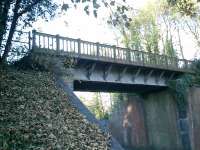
72;59;182;93
32;49;187;93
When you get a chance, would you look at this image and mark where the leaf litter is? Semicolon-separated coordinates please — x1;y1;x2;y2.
0;67;110;150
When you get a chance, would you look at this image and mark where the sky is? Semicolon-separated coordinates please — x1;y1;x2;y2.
33;0;149;45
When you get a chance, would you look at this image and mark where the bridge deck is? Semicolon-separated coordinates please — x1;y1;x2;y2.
32;31;193;73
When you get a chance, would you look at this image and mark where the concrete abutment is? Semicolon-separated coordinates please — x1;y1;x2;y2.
109;87;200;150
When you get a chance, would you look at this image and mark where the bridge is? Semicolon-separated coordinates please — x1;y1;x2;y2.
11;30;196;150
31;30;193;93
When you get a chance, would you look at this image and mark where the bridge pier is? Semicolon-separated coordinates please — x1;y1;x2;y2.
109;88;200;150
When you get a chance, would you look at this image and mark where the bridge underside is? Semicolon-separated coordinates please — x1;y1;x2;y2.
74;80;167;93
72;59;182;92
72;59;171;93
32;49;186;93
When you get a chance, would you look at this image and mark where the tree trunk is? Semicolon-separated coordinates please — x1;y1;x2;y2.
0;0;11;51
177;27;185;59
0;0;21;64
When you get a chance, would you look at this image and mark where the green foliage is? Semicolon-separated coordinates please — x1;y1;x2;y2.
63;57;77;68
126;4;160;53
87;92;130;120
87;93;109;120
168;74;193;111
13;54;47;71
93;93;105;119
110;93;127;113
168;0;198;16
115;0;192;59
164;37;177;57
191;59;200;84
107;2;131;28
126;19;141;50
168;59;200;111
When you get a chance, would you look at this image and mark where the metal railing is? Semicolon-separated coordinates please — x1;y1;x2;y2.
32;30;193;72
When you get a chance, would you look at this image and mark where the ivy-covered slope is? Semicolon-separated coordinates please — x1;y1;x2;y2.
0;67;110;150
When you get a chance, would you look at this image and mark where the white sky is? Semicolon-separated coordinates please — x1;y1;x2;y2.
33;0;149;44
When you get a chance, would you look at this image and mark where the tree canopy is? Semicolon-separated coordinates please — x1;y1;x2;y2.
1;0;200;64
110;0;200;59
0;0;130;64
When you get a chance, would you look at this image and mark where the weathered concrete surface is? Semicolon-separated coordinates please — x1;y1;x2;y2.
109;91;185;150
109;94;148;149
144;90;183;150
188;87;200;150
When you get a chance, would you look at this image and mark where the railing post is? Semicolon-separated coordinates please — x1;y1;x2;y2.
32;29;36;49
148;52;151;65
56;34;60;50
96;42;99;58
77;38;81;54
113;45;116;60
185;60;188;69
176;58;179;69
165;56;168;68
126;49;131;62
154;53;157;65
28;31;31;50
142;52;145;65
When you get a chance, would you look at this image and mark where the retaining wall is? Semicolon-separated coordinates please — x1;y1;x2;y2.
110;88;200;150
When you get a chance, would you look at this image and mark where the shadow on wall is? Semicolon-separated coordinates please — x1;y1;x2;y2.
109;94;148;149
109;91;185;150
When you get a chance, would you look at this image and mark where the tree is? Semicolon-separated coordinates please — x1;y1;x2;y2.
185;19;200;57
166;0;200;58
110;0;188;60
0;0;130;64
115;1;161;54
110;93;123;113
86;92;109;120
0;0;57;63
167;0;198;16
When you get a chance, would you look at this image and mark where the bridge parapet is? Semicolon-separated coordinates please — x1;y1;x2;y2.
32;30;193;73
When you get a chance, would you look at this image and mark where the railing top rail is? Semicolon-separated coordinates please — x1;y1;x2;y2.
33;31;193;72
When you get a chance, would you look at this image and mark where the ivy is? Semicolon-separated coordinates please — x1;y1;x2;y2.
191;59;200;85
168;74;193;111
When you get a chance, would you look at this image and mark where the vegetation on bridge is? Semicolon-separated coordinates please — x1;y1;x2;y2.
168;60;200;111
